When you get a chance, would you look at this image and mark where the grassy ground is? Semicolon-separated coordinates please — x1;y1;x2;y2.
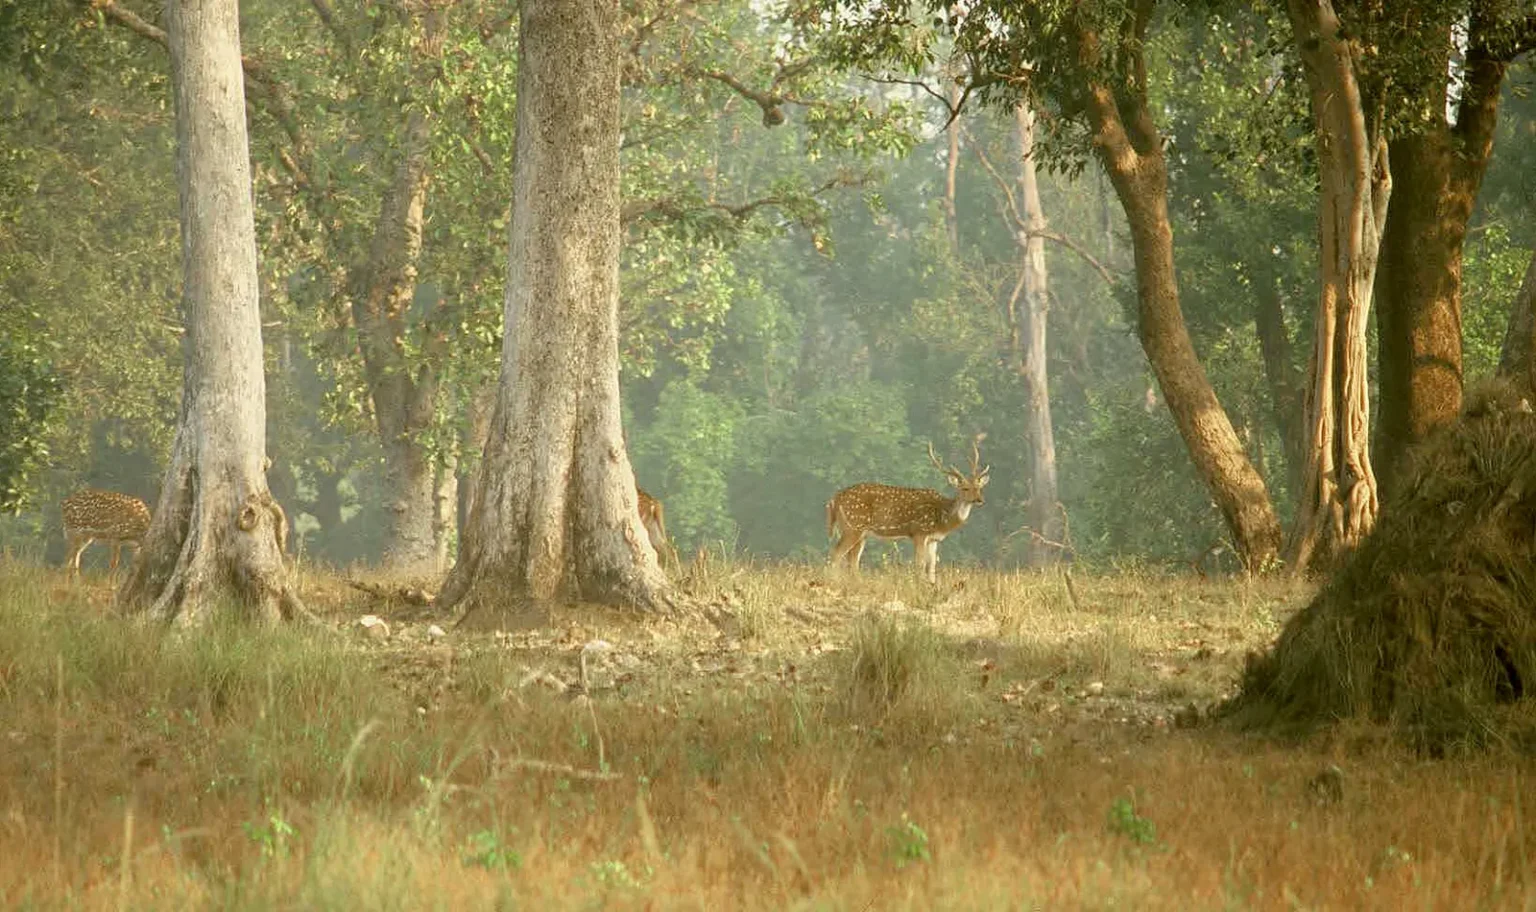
0;555;1532;909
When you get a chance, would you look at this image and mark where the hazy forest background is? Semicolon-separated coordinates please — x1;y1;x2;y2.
2;0;1534;575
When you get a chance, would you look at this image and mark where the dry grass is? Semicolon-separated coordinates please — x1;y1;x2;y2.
0;556;1532;909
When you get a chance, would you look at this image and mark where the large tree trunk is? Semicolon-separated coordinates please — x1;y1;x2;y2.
1284;0;1390;573
1496;246;1536;393
438;0;670;625
349;8;447;577
1074;8;1283;572
120;0;302;625
1375;12;1510;489
1011;104;1063;565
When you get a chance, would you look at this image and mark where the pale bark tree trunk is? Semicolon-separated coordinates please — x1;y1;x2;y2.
1011;104;1063;565
349;8;448;577
1497;246;1536;393
1283;0;1391;573
120;0;302;625
1376;8;1512;489
1074;6;1283;572
438;0;670;625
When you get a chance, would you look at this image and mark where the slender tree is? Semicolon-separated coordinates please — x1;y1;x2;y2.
438;0;670;625
120;0;301;624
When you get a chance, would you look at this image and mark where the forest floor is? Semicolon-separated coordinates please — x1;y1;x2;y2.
0;555;1532;909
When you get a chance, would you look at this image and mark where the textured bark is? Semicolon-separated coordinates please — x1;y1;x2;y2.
348;8;447;577
120;0;302;625
1375;11;1508;490
438;0;670;624
1011;105;1063;565
1284;0;1390;573
1497;247;1536;393
1075;8;1282;572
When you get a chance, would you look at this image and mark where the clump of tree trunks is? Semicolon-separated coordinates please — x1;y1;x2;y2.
1224;380;1536;753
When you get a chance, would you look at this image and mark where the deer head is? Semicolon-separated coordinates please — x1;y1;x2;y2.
927;433;990;510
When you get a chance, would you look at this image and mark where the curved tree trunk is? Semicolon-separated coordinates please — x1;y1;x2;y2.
120;0;302;626
1012;104;1063;565
1074;8;1282;572
1284;0;1390;573
438;0;670;626
1376;12;1510;490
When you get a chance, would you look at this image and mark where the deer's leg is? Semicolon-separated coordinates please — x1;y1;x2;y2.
109;541;122;572
849;535;867;572
912;535;932;581
925;540;940;583
65;534;90;575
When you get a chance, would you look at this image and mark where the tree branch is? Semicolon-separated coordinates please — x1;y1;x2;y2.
621;174;866;227
969;132;1119;288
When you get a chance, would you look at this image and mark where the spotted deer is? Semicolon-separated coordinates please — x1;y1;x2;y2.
827;437;990;582
636;487;674;564
61;489;152;575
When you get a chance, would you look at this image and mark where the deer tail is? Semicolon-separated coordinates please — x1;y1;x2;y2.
826;498;837;540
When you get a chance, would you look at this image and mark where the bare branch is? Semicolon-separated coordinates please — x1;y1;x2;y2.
621;174;865;227
969;128;1120;289
93;0;165;45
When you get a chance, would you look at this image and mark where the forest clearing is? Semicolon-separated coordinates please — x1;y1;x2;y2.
5;0;1536;907
1;560;1533;909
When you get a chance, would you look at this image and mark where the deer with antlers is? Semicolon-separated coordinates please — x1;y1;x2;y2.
826;436;990;582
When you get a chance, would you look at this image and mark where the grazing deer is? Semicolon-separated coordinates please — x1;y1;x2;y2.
636;487;673;563
61;489;152;575
827;437;990;582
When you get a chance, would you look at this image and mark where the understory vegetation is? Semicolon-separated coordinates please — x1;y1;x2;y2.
2;559;1532;909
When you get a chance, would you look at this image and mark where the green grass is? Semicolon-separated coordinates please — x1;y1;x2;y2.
0;557;1532;909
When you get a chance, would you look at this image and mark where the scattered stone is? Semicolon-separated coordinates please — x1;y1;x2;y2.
426;624;446;642
358;615;390;640
1087;681;1105;696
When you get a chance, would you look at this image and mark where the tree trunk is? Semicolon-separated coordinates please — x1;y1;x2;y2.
1497;246;1536;393
1284;0;1390;573
1376;14;1509;488
438;0;670;625
1253;284;1306;495
433;453;458;574
349;8;446;577
456;380;496;547
120;0;302;625
1011;104;1063;565
1074;10;1283;572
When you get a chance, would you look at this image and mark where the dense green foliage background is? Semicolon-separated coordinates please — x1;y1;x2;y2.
2;0;1532;569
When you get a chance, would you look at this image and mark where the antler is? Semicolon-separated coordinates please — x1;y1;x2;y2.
969;432;990;479
927;440;965;481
